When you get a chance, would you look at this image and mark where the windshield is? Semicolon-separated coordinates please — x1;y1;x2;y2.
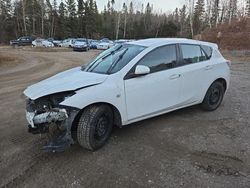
83;44;145;75
76;39;87;42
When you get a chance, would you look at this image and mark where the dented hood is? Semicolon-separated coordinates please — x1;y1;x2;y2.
24;67;108;100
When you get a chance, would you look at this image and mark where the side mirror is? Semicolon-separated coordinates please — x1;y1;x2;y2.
134;65;150;76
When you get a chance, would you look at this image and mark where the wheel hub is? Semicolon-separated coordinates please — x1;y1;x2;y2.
95;116;108;139
209;88;220;105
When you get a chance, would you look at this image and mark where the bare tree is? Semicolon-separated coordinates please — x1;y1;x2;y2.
116;12;121;40
123;3;128;39
219;0;227;23
206;0;213;27
228;0;238;24
187;0;195;37
21;0;27;35
39;0;45;37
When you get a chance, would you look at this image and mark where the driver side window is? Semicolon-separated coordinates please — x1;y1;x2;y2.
138;45;177;73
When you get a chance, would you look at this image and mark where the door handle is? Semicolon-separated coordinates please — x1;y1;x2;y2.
169;74;181;80
205;65;213;70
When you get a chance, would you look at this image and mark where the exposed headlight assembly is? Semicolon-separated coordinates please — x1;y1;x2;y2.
49;91;76;107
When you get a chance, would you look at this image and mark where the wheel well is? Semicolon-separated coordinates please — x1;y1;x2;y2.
71;103;122;141
215;78;227;91
202;78;227;103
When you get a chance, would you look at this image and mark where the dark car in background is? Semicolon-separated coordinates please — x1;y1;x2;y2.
10;36;35;46
73;38;90;52
47;38;61;47
90;40;100;49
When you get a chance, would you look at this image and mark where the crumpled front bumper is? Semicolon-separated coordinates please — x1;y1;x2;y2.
26;106;80;152
26;108;68;128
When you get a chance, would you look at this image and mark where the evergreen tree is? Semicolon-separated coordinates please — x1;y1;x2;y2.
122;3;128;38
65;0;76;37
193;0;205;35
144;3;152;35
77;0;85;37
128;1;134;39
85;0;98;38
0;0;14;42
0;0;246;43
58;1;66;39
174;8;179;23
179;5;188;37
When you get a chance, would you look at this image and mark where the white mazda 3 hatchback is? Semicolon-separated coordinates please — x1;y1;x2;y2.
24;38;230;152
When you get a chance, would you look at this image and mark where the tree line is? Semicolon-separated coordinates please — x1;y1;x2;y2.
0;0;249;43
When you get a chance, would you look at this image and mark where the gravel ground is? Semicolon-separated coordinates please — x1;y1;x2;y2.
0;47;250;188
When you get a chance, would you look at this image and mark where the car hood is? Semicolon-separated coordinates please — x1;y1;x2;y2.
24;67;108;100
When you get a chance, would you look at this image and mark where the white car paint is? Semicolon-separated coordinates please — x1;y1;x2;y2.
24;38;230;126
24;67;108;100
97;41;114;50
32;39;54;47
59;39;75;48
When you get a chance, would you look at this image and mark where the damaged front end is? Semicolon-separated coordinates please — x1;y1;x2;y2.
25;92;80;152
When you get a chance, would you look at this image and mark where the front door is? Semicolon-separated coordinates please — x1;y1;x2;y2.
124;45;182;121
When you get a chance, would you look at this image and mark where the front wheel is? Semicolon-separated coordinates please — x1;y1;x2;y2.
201;81;225;111
77;105;113;151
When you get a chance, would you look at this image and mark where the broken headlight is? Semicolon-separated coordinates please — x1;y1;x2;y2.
26;91;75;113
49;91;76;107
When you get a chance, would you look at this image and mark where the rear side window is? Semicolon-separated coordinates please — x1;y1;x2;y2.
138;45;177;73
201;45;213;59
180;44;208;64
213;49;223;58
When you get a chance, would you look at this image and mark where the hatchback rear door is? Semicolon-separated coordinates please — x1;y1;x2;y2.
177;44;213;105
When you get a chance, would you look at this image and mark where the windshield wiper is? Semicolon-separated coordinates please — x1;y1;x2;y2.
84;45;123;72
107;48;128;74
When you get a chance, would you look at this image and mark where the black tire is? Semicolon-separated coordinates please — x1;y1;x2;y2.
77;105;113;151
201;81;225;111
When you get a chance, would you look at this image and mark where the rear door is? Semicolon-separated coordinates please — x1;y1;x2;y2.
124;45;182;121
177;44;213;105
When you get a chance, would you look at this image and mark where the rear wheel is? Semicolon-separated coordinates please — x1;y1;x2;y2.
201;81;225;111
77;105;113;151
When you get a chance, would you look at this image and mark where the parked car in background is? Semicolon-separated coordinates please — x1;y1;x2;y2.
52;40;61;47
90;40;100;49
10;36;35;46
46;38;61;47
114;39;133;45
73;38;90;52
97;38;114;50
32;39;54;48
24;38;230;152
59;38;75;48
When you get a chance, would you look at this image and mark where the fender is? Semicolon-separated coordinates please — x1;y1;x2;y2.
60;82;128;124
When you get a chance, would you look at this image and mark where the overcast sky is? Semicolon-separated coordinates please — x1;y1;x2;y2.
57;0;185;13
58;0;246;13
95;0;185;13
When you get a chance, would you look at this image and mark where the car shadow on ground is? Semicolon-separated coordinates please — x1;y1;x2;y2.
61;105;203;155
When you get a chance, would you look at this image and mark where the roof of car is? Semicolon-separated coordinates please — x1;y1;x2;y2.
128;38;218;49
